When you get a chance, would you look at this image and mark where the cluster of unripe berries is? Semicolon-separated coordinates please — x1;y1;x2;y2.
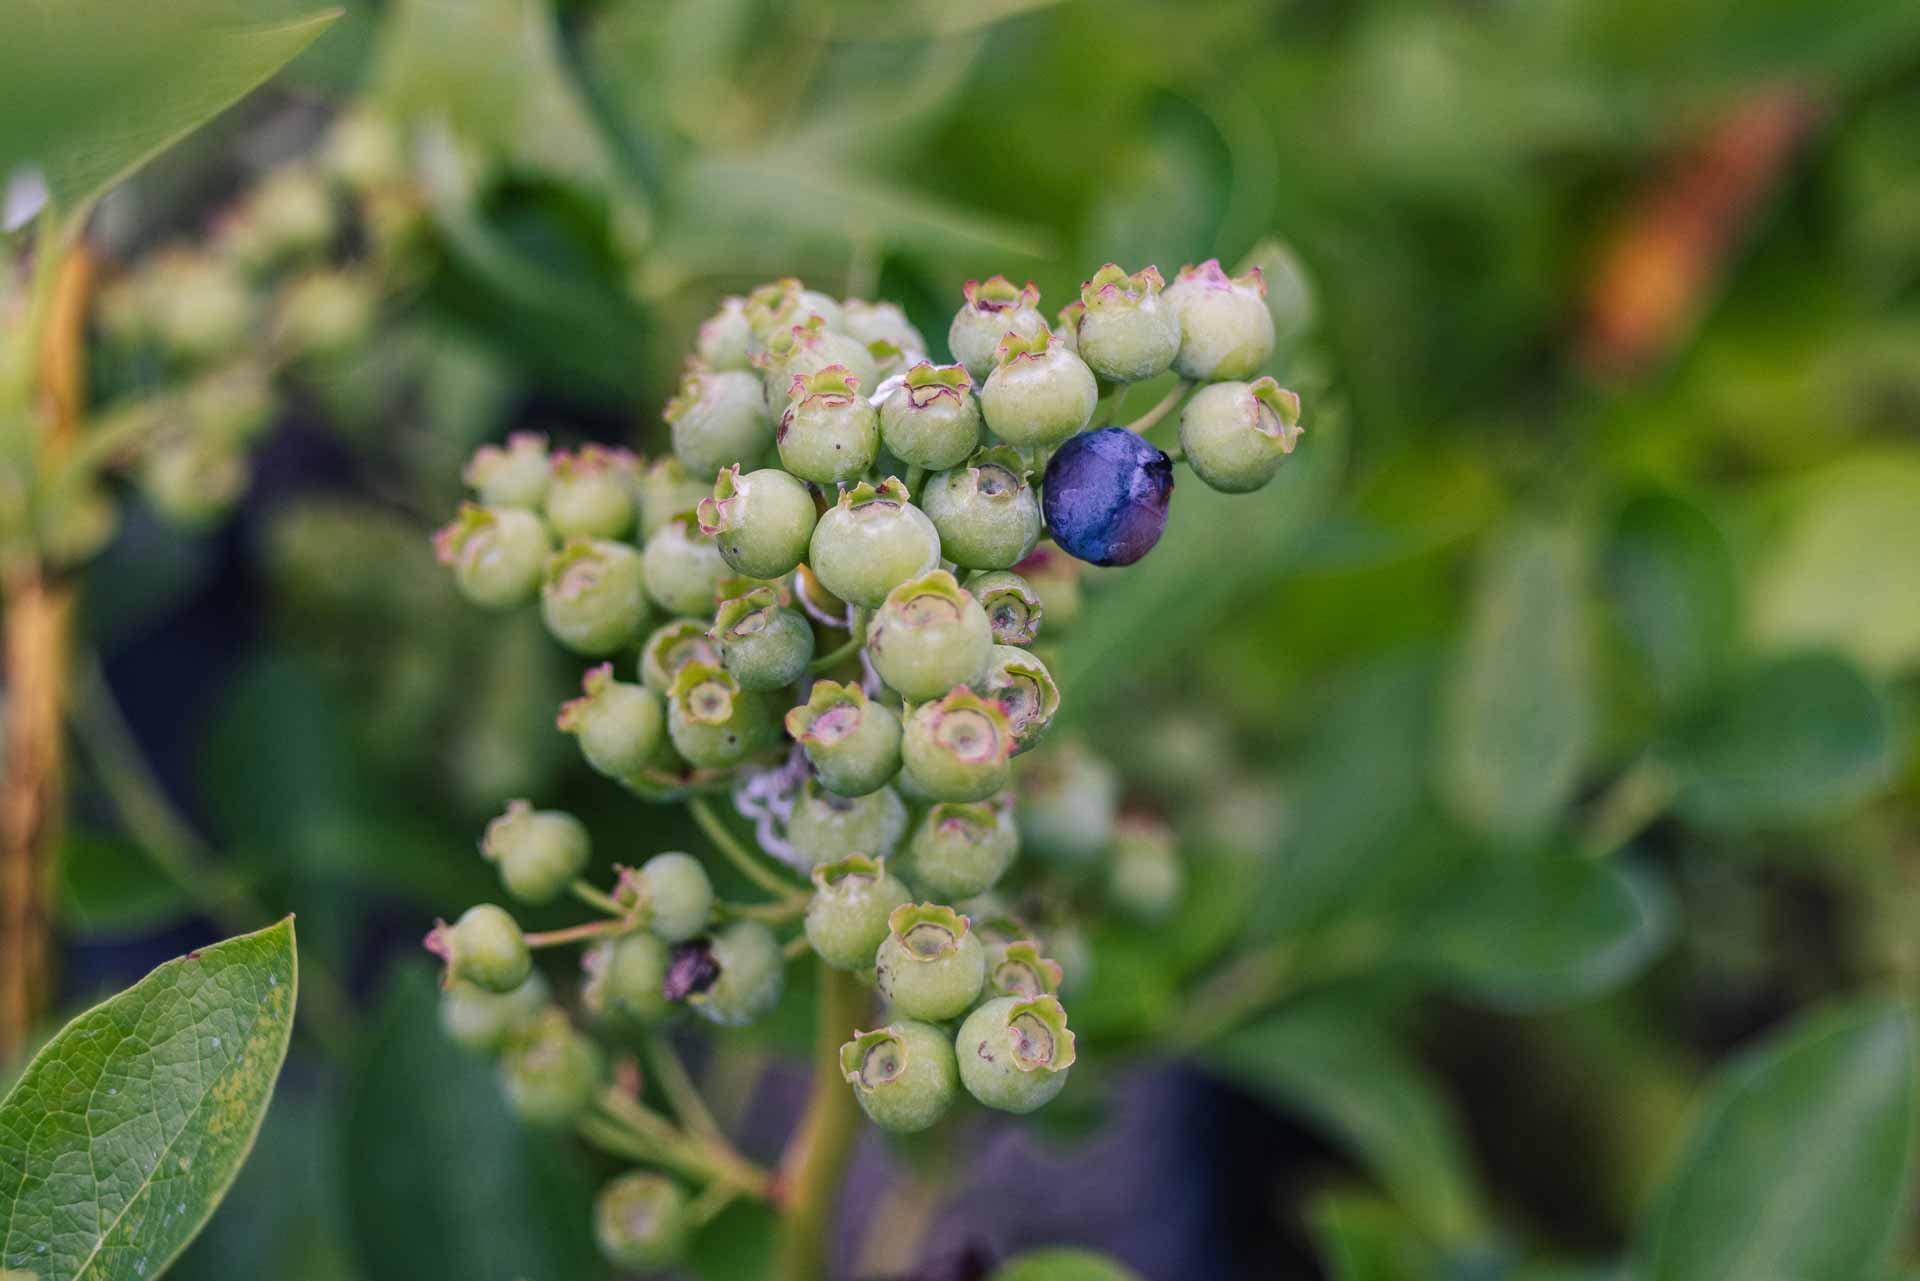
424;264;1300;1269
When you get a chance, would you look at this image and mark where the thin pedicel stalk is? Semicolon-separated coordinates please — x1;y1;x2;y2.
689;793;807;898
1120;378;1193;435
774;962;867;1281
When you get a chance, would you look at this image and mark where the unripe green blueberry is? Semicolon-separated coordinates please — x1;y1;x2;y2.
807;477;941;609
434;503;551;609
1052;300;1084;354
902;798;1017;899
440;970;549;1053
948;276;1045;381
902;687;1014;802
685;920;784;1026
149;249;254;361
787;779;910;869
595;1172;689;1270
921;446;1042;570
499;1008;602;1125
275;269;375;357
743;277;845;354
977;644;1060;754
1107;815;1184;921
877;361;981;469
139;438;244;528
640;618;722;694
805;854;913;970
697;465;817;579
979;328;1098;448
954;994;1075;1113
425;903;531;993
638;456;715;539
1011;547;1082;632
964;570;1044;646
1165;259;1276;381
1014;740;1119;863
642;513;730;616
1177;376;1303;494
619;851;715;942
463;432;551;508
664;366;773;477
875;903;985;1020
843;298;928;356
558;663;666;780
541;538;650;654
840;1021;959;1134
1074;263;1179;382
234;166;336;267
712;587;815;690
865;337;918;383
666;661;781;768
777;364;880;484
758;316;880;410
696;295;753;371
481;800;590;905
867;570;994;701
986;939;1064;999
582;931;671;1025
786;680;903;797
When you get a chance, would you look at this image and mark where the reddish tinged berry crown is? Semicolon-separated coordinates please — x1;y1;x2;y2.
962;275;1040;312
992;324;1059;367
1081;262;1165;306
785;362;861;405
785;679;871;744
902;360;972;406
1250;377;1305;451
887;901;972;958
1176;257;1267;296
555;662;618;731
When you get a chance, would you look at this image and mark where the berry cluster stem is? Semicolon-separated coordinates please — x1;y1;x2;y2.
1120;378;1193;435
689;793;807;898
806;605;870;674
773;961;867;1281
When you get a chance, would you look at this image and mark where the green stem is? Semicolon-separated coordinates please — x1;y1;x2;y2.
524;917;632;949
1582;758;1678;859
570;878;628;917
688;794;807;899
902;464;926;497
1120;379;1193;435
806;606;869;674
591;1086;773;1196
774;963;867;1281
644;1030;725;1142
718;894;809;923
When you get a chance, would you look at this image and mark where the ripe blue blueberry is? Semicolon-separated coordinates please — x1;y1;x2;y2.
1040;427;1174;567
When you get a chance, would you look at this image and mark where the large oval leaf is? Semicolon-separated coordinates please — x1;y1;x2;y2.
0;919;298;1280
1641;1000;1915;1281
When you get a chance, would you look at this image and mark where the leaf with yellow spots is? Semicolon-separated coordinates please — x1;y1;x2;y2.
0;919;298;1281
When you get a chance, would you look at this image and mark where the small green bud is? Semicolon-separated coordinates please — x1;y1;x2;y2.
843;298;928;355
440;971;549;1053
875;902;986;1021
697;465;817;579
902;798;1017;900
696;295;754;371
1014;740;1119;863
463;432;552;509
640;618;723;695
964;570;1044;646
1106;815;1184;921
541;538;650;654
785;680;903;797
977;644;1060;754
666;661;781;768
1176;377;1303;494
425;903;531;992
955;994;1075;1113
1074;263;1179;382
787;779;909;869
921;446;1042;570
595;1171;690;1270
840;1021;959;1134
545;445;640;539
948;276;1045;381
481;800;591;905
777;364;880;484
1165;259;1275;381
867;570;994;701
877;362;982;470
665;366;773;477
642;512;730;616
638;455;715;539
558;663;666;780
902;687;1015;803
1011;547;1082;631
434;504;551;609
807;477;942;609
744;278;846;353
619;851;715;942
758;316;880;410
684;920;784;1026
499;1007;602;1125
712;587;816;690
582;931;671;1025
978;327;1098;449
986;939;1063;999
806;854;913;970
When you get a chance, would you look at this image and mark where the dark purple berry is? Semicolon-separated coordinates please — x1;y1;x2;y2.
1040;427;1174;566
663;939;721;1001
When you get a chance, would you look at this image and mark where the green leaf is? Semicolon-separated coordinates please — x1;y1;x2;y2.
55;830;194;936
1659;651;1892;830
1407;855;1669;1012
0;919;298;1280
1308;1194;1446;1281
1437;520;1594;842
684;1198;778;1281
1640;1000;1915;1281
991;1248;1146;1281
0;2;340;225
1603;493;1737;711
1751;451;1920;675
344;967;601;1281
1207;996;1487;1245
